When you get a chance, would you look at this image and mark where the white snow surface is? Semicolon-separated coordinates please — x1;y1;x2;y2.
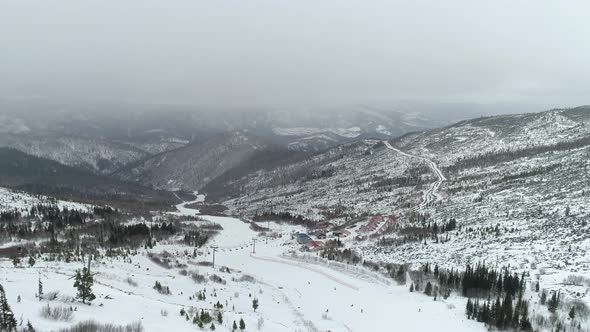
2;197;485;332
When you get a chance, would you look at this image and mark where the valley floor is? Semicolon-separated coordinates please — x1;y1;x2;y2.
1;199;485;332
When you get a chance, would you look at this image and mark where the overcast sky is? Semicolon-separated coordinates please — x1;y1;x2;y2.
1;0;589;109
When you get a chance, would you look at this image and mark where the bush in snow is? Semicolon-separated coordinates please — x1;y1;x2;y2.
125;277;138;287
153;281;171;295
57;320;144;332
566;299;590;320
39;303;74;321
563;275;590;287
190;271;207;284
234;274;256;283
45;291;60;301
209;274;226;284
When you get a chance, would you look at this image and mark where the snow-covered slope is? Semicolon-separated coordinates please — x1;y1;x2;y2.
0;198;486;332
115;132;272;191
211;107;590;271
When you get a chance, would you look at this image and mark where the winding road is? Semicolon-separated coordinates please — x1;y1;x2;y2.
383;140;446;209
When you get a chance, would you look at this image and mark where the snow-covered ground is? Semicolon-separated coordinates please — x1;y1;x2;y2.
0;187;92;216
1;198;485;332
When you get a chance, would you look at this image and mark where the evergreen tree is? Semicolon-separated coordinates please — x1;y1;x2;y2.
11;256;20;268
409;283;414;292
25;320;36;332
424;282;433;296
519;301;532;331
502;293;512;329
210;323;216;330
548;291;559;313
38;275;43;301
73;267;96;304
0;284;17;331
569;307;575;319
217;311;223;324
239;318;246;330
252;298;259;312
232;320;238;331
466;298;473;319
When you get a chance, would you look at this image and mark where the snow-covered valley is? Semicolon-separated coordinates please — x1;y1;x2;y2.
1;197;485;332
0;107;589;332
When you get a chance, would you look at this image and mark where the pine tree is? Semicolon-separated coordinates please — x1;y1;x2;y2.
38;275;43;301
424;282;433;296
466;298;473;319
210;323;216;330
0;284;17;331
548;291;558;313
239;318;246;330
73;266;96;304
502;292;513;329
217;311;223;324
519;301;532;331
25;320;35;332
569;307;575;319
252;298;259;312
232;320;238;331
409;283;414;292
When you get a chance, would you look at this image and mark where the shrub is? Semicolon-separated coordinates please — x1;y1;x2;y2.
39;304;74;321
191;271;207;284
209;274;226;284
45;290;60;301
153;281;171;295
57;320;144;332
563;275;590;287
125;277;138;287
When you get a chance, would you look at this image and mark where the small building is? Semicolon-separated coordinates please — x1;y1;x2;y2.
296;233;313;244
306;240;323;250
332;229;351;238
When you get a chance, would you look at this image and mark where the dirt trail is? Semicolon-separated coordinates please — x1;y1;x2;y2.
383;140;446;209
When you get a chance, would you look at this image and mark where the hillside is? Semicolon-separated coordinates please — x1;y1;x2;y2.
0;148;178;211
115;131;278;191
0;99;514;176
208;107;590;269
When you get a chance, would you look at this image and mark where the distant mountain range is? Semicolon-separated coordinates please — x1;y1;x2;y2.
0;98;543;192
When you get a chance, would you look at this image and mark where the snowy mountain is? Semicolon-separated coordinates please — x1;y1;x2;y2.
207;106;590;271
0;99;518;175
0;148;177;211
114;131;278;191
0;105;589;332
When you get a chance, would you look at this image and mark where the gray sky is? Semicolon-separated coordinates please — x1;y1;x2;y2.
1;0;589;109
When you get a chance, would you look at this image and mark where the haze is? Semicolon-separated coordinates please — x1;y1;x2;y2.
1;0;589;109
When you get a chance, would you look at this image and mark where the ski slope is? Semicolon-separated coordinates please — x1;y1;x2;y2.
1;195;485;332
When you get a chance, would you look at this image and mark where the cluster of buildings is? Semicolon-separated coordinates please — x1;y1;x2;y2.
359;215;396;234
292;214;397;250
